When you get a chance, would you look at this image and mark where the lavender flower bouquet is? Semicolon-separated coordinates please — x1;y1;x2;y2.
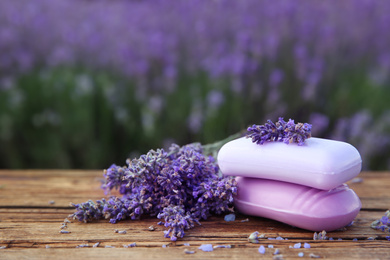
70;142;237;241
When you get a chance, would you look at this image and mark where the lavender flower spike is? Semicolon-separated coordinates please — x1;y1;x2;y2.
283;119;312;146
247;118;311;146
246;118;286;145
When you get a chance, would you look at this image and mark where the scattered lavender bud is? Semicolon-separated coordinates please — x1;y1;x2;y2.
276;236;284;240
224;213;236;222
273;248;281;255
268;237;276;240
350;177;363;184
93;242;100;248
59;230;71;234
367;237;376;240
198;244;213;252
183;243;190;246
240;218;249;222
213;245;231;249
184;249;196;254
0;246;7;249
76;244;89;248
148;225;155;231
346;221;354;227
268;244;274;248
117;230;127;234
60;223;67;229
123;242;137;248
352;238;358;241
298;252;304;257
105;245;115;248
310;253;321;258
248;231;260;243
304;242;311;248
64;218;71;223
258;245;266;254
293;243;301;249
48;200;55;205
162;244;167;248
313;230;327;240
386;236;390;241
329;237;334;241
371;210;390;233
338;238;343;241
45;245;50;249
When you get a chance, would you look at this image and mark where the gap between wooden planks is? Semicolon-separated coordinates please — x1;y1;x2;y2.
0;170;390;259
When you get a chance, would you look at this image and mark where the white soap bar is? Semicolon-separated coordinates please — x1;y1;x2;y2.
217;137;362;190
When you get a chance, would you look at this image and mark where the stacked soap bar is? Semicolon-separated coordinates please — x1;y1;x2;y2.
217;137;362;231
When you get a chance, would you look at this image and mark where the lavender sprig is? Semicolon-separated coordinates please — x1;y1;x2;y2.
70;143;237;240
247;117;312;146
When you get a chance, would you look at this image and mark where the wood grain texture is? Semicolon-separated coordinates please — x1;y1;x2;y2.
0;170;389;259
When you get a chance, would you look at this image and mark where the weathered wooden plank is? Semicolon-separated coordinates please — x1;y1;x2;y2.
346;172;390;210
1;242;390;260
0;170;104;207
0;209;387;246
1;170;390;259
1;171;389;209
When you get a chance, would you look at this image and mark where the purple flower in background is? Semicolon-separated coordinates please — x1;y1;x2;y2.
206;90;225;110
269;69;284;87
309;113;329;136
1;0;390;171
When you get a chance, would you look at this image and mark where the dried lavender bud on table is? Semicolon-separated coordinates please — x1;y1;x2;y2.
70;143;237;241
371;210;390;239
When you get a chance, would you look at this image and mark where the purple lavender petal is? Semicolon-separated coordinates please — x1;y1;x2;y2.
293;242;301;249
199;244;213;252
258;245;266;254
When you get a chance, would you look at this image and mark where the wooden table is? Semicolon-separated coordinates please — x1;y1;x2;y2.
0;170;389;259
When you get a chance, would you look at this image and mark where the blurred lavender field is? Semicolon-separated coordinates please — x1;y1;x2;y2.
1;0;390;170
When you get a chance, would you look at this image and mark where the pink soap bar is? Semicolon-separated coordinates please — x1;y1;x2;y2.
218;137;362;190
234;177;361;231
